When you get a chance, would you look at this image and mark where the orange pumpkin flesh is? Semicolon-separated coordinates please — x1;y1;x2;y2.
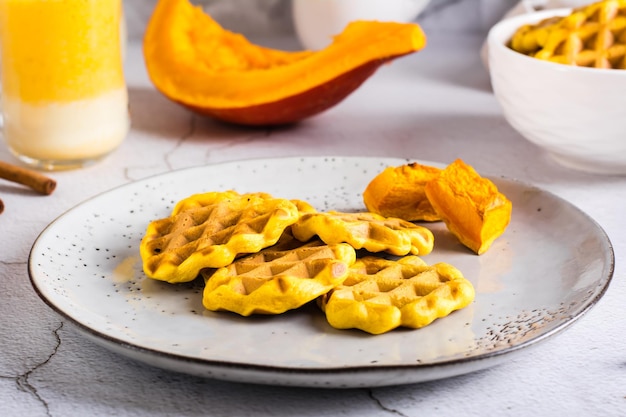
424;159;513;255
143;0;427;126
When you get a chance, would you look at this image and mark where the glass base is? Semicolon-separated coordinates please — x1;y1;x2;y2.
9;149;110;171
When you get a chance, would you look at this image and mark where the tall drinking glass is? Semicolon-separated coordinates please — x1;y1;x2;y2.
0;0;129;170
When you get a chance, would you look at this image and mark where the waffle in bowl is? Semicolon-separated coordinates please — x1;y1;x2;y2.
201;237;356;316
319;256;476;335
140;191;300;283
290;211;434;256
509;0;626;69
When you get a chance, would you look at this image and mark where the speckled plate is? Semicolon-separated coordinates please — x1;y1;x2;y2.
29;156;614;388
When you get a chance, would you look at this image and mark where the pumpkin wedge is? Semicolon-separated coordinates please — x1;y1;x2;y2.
424;159;512;255
363;162;442;222
143;0;427;126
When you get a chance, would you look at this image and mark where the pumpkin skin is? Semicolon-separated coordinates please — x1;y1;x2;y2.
143;0;427;126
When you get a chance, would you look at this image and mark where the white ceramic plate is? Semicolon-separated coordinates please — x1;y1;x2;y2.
29;156;614;388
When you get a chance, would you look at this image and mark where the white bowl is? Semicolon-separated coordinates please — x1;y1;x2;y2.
488;9;626;175
292;0;431;51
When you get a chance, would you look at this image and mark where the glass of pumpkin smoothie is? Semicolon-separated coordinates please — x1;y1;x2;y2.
0;0;129;170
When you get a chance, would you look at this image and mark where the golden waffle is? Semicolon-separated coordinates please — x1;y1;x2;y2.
171;190;273;215
173;190;316;217
290;211;434;256
290;198;317;215
510;0;626;69
202;240;356;316
140;193;300;283
319;256;475;334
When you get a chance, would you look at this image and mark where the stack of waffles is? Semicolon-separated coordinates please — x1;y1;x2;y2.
140;190;475;334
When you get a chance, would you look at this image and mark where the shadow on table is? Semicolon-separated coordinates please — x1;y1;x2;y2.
127;87;299;141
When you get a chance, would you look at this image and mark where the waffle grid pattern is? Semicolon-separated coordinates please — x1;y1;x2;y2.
140;194;299;283
510;0;626;69
202;241;357;316
291;211;435;256
320;256;475;334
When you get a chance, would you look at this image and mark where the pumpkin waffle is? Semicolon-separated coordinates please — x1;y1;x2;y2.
510;0;626;69
173;191;316;218
140;193;300;283
171;190;273;215
290;211;434;256
201;240;356;316
319;256;475;335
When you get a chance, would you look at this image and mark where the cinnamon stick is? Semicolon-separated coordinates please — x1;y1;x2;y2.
0;161;56;195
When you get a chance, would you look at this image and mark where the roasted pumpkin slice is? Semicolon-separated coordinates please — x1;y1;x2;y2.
363;162;442;222
143;0;427;126
424;159;512;255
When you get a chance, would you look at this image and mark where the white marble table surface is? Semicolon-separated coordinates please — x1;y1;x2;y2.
1;35;624;417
